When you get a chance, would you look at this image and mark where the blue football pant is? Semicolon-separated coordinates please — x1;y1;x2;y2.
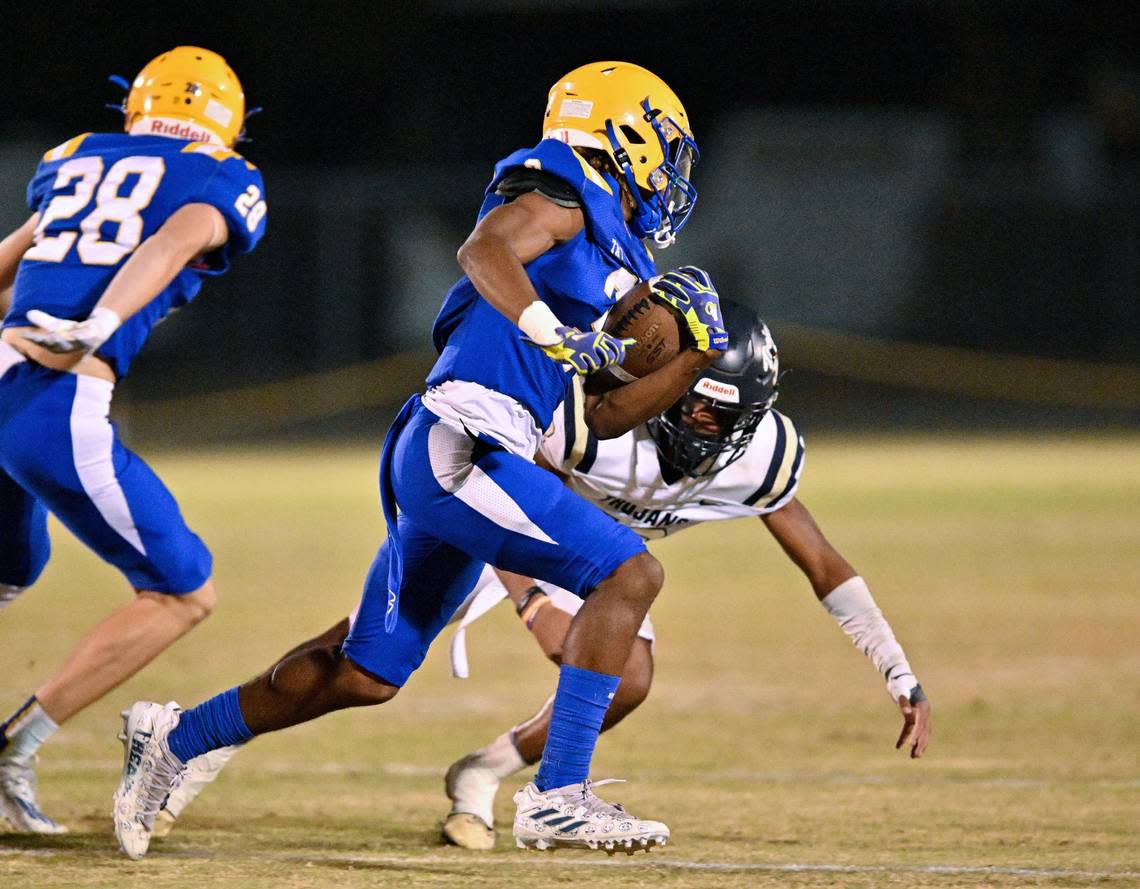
342;400;645;686
0;354;211;594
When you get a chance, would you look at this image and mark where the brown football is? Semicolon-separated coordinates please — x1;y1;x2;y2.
583;279;687;395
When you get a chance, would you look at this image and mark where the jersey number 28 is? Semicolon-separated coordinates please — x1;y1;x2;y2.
25;155;166;266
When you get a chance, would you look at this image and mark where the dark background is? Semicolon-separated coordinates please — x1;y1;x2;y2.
2;1;1137;435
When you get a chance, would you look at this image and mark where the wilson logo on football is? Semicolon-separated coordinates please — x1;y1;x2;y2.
693;378;740;403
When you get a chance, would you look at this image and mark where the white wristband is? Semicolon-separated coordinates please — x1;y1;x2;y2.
822;575;918;702
517;300;564;347
87;307;123;341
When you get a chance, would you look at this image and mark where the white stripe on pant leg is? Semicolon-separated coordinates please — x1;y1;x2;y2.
426;423;555;545
456;466;556;545
448;564;510;678
69;376;146;555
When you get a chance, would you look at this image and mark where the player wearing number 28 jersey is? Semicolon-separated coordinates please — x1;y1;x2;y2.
0;46;265;834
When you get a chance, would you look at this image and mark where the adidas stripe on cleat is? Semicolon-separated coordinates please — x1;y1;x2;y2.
512;779;669;854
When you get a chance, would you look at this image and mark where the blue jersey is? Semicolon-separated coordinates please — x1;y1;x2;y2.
427;139;656;432
5;132;267;377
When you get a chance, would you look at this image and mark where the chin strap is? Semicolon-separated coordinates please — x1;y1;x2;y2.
651;226;676;249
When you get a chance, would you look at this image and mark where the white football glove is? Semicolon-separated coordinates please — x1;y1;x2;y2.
22;307;121;354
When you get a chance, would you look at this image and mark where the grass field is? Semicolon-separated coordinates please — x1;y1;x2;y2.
2;435;1138;888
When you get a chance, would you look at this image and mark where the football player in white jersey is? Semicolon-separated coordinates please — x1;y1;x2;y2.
151;301;931;851
438;300;933;848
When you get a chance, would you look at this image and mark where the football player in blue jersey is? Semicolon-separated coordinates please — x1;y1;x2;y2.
0;46;266;835
117;62;723;858
142;305;932;853
440;304;931;849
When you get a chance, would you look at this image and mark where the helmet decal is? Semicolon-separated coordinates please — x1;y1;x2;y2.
693;378;741;404
544;62;698;246
122;47;246;147
649;300;780;478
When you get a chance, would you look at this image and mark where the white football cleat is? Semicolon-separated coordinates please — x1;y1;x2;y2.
0;758;68;834
512;779;669;854
152;743;240;839
112;701;185;860
442;751;500;849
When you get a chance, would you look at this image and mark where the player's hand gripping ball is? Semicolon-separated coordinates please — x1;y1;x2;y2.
528;326;635;376
583;268;727;395
650;266;729;353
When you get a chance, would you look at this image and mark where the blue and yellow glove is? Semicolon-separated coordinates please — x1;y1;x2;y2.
527;326;634;376
650;266;729;352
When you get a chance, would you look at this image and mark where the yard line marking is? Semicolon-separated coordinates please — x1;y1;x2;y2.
3;846;1138;880
271;854;1140;879
43;759;1140;788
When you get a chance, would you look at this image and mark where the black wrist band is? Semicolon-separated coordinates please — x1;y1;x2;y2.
909;683;927;705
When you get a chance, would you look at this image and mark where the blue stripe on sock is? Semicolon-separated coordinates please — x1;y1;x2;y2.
167;687;254;763
534;663;620;792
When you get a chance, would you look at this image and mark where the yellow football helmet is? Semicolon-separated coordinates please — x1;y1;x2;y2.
544;61;698;245
125;47;244;147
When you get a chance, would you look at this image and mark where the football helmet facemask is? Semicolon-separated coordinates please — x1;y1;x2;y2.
123;46;245;147
649;300;779;478
544;61;698;247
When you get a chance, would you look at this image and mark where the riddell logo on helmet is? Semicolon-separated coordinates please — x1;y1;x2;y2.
694;378;740;403
148;119;214;142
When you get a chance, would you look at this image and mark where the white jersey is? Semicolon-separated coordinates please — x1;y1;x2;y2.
540;377;806;539
444;377;805;676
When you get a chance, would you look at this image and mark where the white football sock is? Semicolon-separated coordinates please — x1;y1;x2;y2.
0;698;59;765
478;731;526;778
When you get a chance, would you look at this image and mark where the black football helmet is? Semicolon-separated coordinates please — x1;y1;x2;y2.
649;300;779;478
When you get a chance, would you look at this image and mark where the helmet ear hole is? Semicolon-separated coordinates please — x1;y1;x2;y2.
619;124;646;144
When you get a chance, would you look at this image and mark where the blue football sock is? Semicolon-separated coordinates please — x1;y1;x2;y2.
167;687;254;763
534;663;621;792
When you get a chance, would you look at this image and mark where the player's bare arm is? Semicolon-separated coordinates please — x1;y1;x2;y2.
495;566;570;663
0;215;38;317
457;191;584;324
762;498;932;758
18;203;227;368
0;214;39;299
0;213;122;379
91;202;227;320
583;346;719;439
760;498;857;597
457;191;640;378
